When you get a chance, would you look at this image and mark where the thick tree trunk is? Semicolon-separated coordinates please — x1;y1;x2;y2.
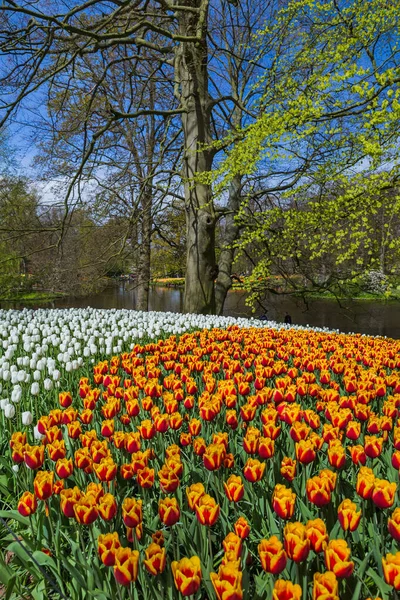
136;189;152;311
177;0;217;314
215;174;242;315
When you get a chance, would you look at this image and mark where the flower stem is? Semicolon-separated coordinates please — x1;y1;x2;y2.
208;527;213;569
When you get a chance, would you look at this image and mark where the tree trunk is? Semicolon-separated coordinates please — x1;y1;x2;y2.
176;0;217;314
215;174;242;315
136;188;152;311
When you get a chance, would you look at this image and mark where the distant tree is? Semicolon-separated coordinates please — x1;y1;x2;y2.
0;176;42;296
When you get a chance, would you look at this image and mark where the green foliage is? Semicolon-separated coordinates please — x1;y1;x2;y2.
209;0;400;307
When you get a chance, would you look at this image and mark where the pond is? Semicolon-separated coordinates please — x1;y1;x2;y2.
1;283;400;338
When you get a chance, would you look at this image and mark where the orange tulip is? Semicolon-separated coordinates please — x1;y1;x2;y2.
364;435;385;459
272;579;302;600
171;556;202;597
24;445;45;470
258;437;275;459
144;543;166;576
11;442;25;464
388;508;400;542
372;479;397;509
280;457;297;482
382;551;400;590
33;470;54;501
312;571;339;600
10;431;27;448
223;475;245;503
203;444;225;471
305;519;328;553
135;466;154;489
234;516;250;539
195;494;220;526
55;458;73;479
222;533;242;559
125;432;141;453
349;445;367;466
186;482;206;511
67;420;82;440
243;458;265;483
79;409;93;424
159;497;180;527
101;419;115;438
290;421;310;442
327;441;346;469
131;450;149;474
356;466;376;499
284;522;310;563
74;494;98;525
193;436;207;456
86;482;104;503
224;453;235;469
138;419;156;440
170;412;183;430
122;497;143;528
324;539;354;578
262;423;281;440
18;491;37;517
306;476;332;507
188;418;202;436
338;499;361;532
210;563;243;600
346;421;361;441
59;391;73;408
158;465;180;493
226;410;239;430
98;532;121;566
60;487;82;518
258;536;287;574
93;457;117;482
62;407;79;425
272;484;296;520
243;433;259;455
295;440;316;465
98;493;117;521
114;547;140;586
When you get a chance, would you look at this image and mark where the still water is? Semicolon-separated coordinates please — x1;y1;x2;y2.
1;283;400;338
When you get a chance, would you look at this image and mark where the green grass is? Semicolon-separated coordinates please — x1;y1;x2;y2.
0;291;66;302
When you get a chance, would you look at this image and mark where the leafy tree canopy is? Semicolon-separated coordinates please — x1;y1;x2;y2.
209;0;400;306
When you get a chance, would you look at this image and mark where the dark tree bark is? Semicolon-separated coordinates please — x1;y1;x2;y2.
215;174;242;315
136;188;153;311
176;0;217;314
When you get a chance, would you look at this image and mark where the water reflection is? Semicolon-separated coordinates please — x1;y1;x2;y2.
1;282;400;339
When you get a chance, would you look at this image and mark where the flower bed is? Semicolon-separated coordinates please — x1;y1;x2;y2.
2;316;400;599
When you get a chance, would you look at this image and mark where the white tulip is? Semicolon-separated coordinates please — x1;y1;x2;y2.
12;465;19;473
4;403;15;418
44;378;53;391
22;411;33;426
11;386;22;403
0;398;10;410
31;382;40;395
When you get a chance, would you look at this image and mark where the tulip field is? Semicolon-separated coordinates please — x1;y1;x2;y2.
1;309;400;599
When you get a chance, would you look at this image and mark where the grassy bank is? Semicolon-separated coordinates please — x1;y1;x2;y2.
0;291;66;302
